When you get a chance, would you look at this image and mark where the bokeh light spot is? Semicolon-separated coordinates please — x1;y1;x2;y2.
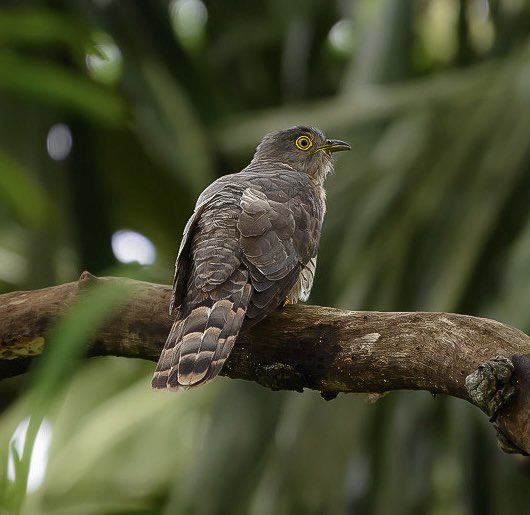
86;33;123;85
328;19;355;55
46;123;72;161
169;0;208;48
111;230;156;265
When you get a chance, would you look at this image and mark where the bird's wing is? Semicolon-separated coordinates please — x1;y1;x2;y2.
154;185;248;390
153;173;322;390
169;208;201;317
169;177;238;317
238;185;320;325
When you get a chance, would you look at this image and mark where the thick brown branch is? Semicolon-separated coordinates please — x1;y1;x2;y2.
0;275;529;455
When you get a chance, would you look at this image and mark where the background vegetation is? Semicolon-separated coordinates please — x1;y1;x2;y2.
0;0;529;513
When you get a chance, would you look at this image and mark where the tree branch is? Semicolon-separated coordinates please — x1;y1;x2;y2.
1;273;529;455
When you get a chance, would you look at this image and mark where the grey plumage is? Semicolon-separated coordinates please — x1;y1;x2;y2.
152;126;350;390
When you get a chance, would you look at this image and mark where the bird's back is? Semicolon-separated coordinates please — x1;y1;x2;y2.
152;167;324;390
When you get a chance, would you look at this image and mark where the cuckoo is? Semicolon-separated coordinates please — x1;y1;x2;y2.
152;126;350;390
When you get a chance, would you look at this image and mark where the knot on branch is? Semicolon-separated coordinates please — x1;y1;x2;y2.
255;363;306;393
78;270;99;290
465;356;515;420
465;355;530;455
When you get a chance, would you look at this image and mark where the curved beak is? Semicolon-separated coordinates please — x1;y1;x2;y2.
316;138;351;153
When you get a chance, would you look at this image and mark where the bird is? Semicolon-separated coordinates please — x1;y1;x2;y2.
152;126;350;390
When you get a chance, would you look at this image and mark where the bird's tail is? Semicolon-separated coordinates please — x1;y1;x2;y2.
151;283;252;390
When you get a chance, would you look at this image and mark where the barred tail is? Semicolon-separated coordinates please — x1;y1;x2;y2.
151;283;252;390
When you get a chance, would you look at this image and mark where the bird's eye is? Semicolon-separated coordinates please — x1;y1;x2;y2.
295;135;313;151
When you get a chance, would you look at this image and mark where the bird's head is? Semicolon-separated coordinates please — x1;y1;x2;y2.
251;126;350;182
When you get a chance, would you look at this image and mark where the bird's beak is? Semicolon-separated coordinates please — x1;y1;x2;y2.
316;139;351;153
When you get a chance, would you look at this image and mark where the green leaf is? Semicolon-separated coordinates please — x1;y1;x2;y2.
0;7;92;55
0;149;51;227
0;53;128;126
5;273;141;514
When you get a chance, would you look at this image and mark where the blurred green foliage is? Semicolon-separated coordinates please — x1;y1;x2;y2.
0;0;529;514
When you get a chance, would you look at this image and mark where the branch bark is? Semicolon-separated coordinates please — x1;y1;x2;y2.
1;274;529;455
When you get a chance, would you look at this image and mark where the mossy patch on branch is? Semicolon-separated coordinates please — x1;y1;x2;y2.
0;336;45;359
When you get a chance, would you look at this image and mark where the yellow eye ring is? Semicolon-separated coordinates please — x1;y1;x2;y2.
295;135;313;151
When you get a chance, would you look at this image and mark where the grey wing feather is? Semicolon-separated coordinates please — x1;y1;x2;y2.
238;186;320;326
169;211;201;316
153;170;323;391
169;178;237;316
153;184;251;390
